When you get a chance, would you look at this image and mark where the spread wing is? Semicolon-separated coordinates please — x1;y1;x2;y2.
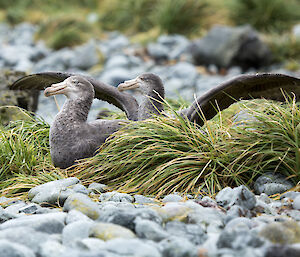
180;73;300;126
11;72;139;121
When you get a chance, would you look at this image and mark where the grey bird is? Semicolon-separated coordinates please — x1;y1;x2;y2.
118;73;300;126
42;75;129;168
11;72;300;168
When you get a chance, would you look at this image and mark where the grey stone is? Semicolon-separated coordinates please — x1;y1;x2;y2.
159;236;198;257
0;212;66;234
99;191;134;203
168;62;198;86
147;43;169;61
280;191;300;200
38;240;69;257
257;193;271;204
18;203;40;214
77;238;105;251
28;177;80;205
99;67;133;86
162;194;183;203
254;172;294;195
98;32;129;57
69;40;99;70
135;217;168;241
102;238;161;257
225;217;255;231
0;226;50;254
72;184;89;195
4;201;27;215
0;206;18;223
216;185;256;210
0;239;35;257
32;48;74;72
190;25;271;70
62;220;94;246
65;209;93;224
88;183;109;193
63;193;101;220
217;227;265;250
265;244;300;257
98;207;161;231
165;220;207;245
105;54;131;69
89;222;136;240
134;194;156;204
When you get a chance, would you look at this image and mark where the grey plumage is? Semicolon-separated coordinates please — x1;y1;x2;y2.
43;76;128;168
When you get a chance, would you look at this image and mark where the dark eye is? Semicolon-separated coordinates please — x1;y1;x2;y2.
139;76;145;81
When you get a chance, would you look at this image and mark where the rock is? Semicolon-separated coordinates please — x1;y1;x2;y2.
0;227;50;254
18;203;41;214
165;221;207;245
72;184;89;195
135;217;169;241
217;227;265;250
28;177;80;205
88;183;109;194
98;207;162;231
38;240;70;257
190;25;271;70
98;32;129;57
265;244;300;257
98;67;133;86
293;195;300;210
99;191;134;203
0;70;39;125
259;221;300;244
254;172;294;195
69;40;99;70
134;194;156;204
280;191;300;200
155;202;192;223
159;236;198;257
0;207;18;223
89;222;136;241
32;48;74;72
4;201;27;215
63;193;101;220
147;43;169;62
225;217;255;231
162;194;183;203
0;212;66;234
62;220;94;246
216;186;256;210
0;239;35;257
102;238;161;257
77;237;105;251
65;209;92;224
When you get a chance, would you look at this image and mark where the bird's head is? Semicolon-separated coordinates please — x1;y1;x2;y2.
118;73;164;98
44;76;94;100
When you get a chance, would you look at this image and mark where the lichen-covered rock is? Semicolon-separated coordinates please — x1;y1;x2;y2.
89;222;136;241
63;193;101;220
0;70;39;125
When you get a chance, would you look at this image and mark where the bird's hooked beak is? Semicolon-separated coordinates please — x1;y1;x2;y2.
44;80;68;97
118;77;140;92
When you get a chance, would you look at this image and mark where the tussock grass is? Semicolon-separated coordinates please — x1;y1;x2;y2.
228;0;300;32
1;100;299;198
0;108;64;197
69;99;300;196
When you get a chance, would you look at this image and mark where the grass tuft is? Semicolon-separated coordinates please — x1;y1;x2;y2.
69;99;300;196
1;100;299;198
228;0;300;32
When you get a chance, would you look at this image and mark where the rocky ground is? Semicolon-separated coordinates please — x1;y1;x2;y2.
0;177;300;257
0;22;300;257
